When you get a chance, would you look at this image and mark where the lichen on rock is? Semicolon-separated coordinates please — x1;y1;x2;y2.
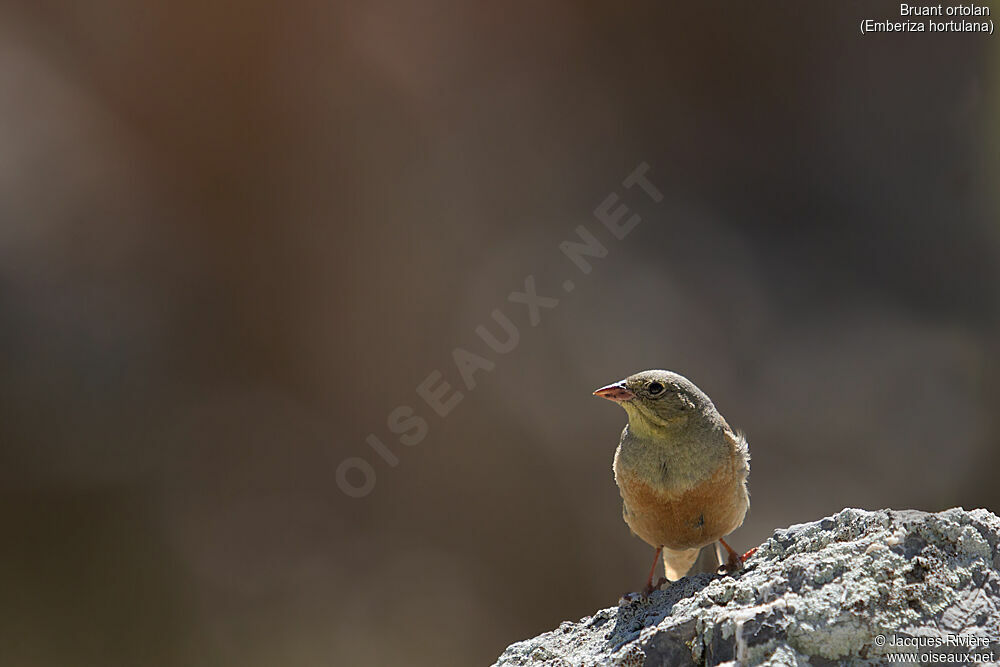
493;507;1000;666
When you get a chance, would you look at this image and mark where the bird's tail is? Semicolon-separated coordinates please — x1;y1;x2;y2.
663;545;719;581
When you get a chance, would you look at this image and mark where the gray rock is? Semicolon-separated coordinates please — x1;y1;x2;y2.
493;508;1000;666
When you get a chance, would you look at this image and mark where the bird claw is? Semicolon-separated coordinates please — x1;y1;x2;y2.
717;559;742;575
619;578;670;605
717;547;757;575
618;591;643;605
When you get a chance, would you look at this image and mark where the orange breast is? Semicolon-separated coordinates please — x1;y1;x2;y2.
618;460;748;551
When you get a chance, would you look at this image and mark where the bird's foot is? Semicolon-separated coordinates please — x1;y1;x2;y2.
717;560;739;575
717;546;757;575
640;576;671;598
618;591;643;605
717;539;756;576
618;577;670;605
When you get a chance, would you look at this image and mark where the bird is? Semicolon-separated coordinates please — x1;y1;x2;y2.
594;370;752;598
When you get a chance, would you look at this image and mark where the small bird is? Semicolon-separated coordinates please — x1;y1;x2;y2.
594;370;751;597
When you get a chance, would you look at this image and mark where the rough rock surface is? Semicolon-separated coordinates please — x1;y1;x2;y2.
494;508;1000;666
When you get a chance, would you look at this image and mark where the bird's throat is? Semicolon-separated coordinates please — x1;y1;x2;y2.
622;402;684;440
618;414;730;493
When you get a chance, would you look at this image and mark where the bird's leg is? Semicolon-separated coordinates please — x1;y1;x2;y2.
641;546;664;597
718;538;756;574
620;546;664;603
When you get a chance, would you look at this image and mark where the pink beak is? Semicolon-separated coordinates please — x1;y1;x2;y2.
593;381;635;403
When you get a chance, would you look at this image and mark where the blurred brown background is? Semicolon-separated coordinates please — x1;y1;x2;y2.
1;1;998;665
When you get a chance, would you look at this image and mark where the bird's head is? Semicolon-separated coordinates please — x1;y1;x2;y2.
593;369;721;439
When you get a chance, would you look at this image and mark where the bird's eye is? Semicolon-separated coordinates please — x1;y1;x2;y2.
647;381;665;395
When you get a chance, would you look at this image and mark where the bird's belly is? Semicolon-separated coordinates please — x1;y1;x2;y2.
617;462;747;551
